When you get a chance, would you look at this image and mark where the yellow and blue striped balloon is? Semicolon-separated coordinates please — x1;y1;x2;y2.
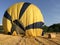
3;2;44;37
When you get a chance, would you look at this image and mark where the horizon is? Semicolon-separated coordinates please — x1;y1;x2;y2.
0;0;60;26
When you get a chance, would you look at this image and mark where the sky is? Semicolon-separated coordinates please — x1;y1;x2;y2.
0;0;60;26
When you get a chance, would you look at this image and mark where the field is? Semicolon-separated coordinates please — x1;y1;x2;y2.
0;33;60;45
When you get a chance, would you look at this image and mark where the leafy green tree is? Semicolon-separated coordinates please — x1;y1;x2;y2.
42;25;48;32
48;23;60;32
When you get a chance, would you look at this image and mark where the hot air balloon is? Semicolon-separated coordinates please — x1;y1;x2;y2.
3;2;44;37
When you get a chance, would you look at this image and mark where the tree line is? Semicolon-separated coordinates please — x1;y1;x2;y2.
43;23;60;32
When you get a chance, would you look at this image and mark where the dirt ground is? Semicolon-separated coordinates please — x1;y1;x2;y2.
0;33;60;45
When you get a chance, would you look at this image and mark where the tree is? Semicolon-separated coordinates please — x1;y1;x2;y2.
48;23;60;32
42;25;48;32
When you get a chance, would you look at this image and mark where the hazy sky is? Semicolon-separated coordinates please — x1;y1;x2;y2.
0;0;60;26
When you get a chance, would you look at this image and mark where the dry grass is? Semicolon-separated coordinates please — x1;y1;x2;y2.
48;33;56;38
0;33;60;45
42;33;56;38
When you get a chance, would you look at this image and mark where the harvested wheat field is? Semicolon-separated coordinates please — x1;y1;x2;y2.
0;33;60;45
